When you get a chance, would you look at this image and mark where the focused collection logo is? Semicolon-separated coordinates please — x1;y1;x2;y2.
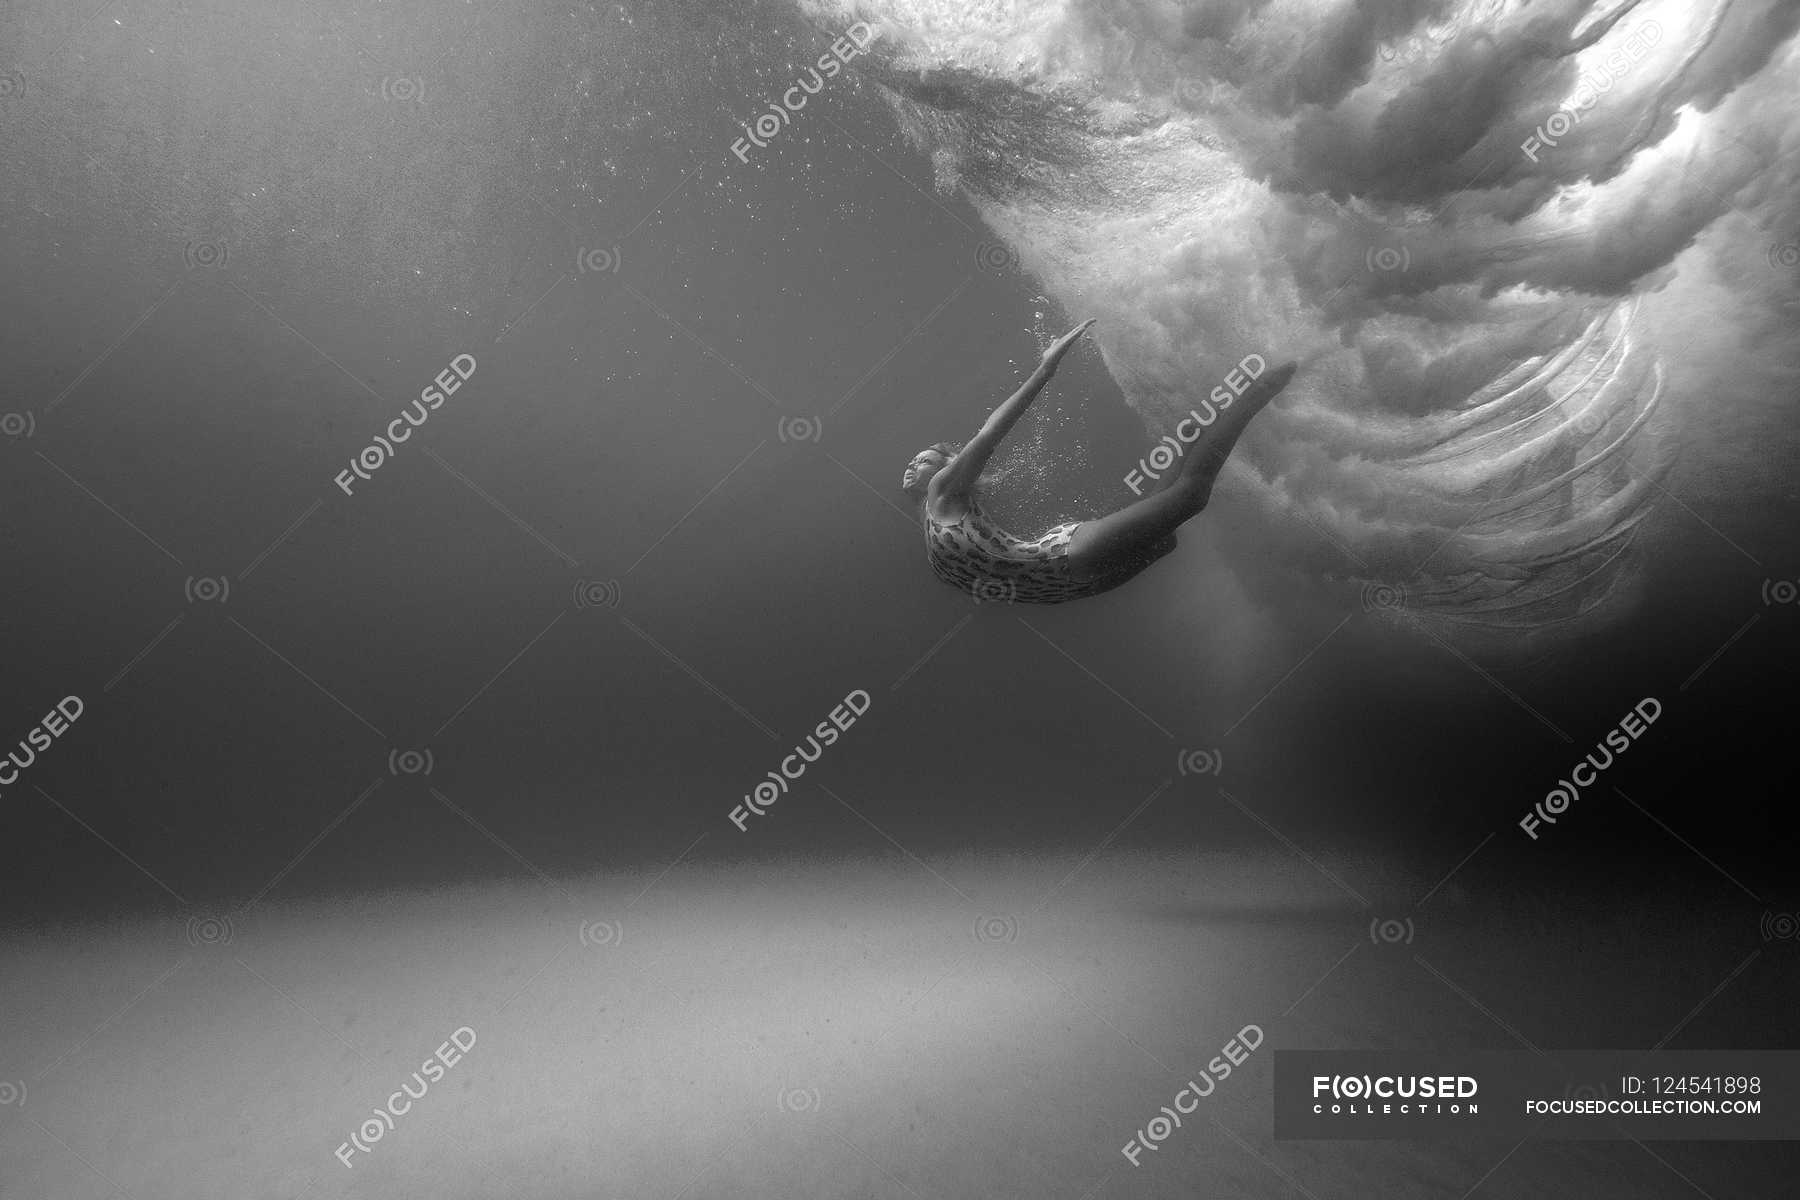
1310;1073;1480;1115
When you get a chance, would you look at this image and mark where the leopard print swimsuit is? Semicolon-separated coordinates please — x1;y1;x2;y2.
923;498;1172;604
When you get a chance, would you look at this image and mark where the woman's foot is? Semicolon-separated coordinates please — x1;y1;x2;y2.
1230;359;1297;428
1185;358;1296;477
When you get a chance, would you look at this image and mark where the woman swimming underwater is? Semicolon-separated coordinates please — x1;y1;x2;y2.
904;319;1298;604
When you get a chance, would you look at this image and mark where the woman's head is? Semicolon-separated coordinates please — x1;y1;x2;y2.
902;442;960;498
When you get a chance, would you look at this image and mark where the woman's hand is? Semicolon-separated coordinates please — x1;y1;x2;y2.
1041;318;1097;371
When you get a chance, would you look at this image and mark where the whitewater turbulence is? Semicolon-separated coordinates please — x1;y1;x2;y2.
797;0;1800;635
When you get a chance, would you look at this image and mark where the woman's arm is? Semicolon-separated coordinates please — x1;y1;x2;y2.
934;319;1096;498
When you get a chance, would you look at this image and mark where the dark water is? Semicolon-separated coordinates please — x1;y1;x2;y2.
1;2;1797;1197
1;0;1793;910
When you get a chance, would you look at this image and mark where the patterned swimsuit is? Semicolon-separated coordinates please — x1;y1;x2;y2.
923;499;1174;605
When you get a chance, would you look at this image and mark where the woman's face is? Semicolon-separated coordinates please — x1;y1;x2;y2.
902;447;948;495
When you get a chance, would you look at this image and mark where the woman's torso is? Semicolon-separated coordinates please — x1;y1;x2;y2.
922;496;1117;604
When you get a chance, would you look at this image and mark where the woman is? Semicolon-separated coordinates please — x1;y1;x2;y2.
903;319;1297;603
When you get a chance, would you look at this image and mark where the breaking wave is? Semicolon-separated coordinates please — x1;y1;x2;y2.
799;0;1800;635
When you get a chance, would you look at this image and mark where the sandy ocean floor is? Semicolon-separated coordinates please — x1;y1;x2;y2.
1;849;1791;1199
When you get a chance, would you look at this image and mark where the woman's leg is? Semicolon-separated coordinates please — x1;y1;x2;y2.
1065;477;1207;579
1067;360;1296;579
